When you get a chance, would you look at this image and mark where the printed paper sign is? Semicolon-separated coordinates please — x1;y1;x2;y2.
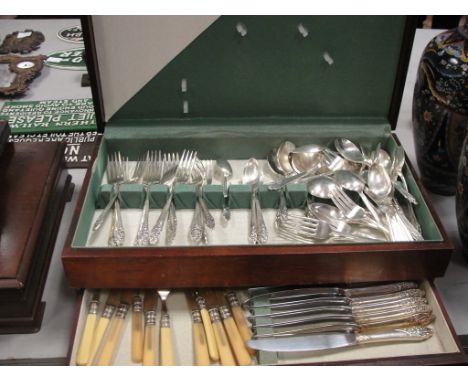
0;98;97;134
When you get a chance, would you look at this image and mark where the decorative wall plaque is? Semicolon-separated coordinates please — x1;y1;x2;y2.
0;30;45;54
57;25;83;43
0;54;47;96
45;47;86;71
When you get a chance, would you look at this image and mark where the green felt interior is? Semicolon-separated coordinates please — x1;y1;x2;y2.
109;16;406;122
71;122;443;247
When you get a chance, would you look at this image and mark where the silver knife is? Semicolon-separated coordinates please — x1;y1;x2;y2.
252;304;432;329
247;326;433;352
244;282;419;305
250;289;426;310
251;296;428;319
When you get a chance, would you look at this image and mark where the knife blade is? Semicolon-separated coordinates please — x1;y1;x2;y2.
251;296;428;319
244;282;419;305
247;326;433;352
249;288;425;310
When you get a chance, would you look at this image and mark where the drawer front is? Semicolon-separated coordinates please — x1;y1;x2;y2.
68;282;467;366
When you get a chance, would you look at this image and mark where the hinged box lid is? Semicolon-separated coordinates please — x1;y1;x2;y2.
83;16;416;133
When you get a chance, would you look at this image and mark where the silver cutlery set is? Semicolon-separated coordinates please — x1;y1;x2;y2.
245;282;434;353
269;138;423;244
92;138;424;246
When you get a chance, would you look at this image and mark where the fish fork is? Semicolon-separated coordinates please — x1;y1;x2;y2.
134;151;163;246
106;153;129;246
92;152;127;232
149;150;197;245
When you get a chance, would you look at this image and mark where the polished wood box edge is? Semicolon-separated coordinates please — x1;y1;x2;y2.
0;142;74;334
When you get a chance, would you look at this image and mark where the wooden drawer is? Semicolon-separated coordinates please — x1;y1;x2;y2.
67;281;467;366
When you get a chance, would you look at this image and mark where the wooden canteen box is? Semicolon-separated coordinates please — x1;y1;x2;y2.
62;16;453;289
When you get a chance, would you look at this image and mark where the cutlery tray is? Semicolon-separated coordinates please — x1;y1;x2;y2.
63;16;453;288
67;282;467;366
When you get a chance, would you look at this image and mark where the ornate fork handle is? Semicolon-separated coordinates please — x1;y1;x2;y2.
248;188;258;245
255;194;268;244
134;185;150;246
198;194;215;230
189;201;204;243
108;196;125;246
149;190;173;245
165;200;177;245
93;188;120;231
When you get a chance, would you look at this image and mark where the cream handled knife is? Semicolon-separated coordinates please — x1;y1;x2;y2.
76;290;100;366
132;292;144;363
247;326;433;352
87;290;120;365
97;290;133;366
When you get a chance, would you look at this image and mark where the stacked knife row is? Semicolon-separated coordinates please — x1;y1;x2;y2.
75;289;256;366
245;282;435;353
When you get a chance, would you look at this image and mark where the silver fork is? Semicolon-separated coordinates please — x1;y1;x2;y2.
330;187;368;220
92;152;126;232
149;150;197;245
134;151;163;246
165;153;180;245
189;160;215;244
107;153;129;246
276;214;330;243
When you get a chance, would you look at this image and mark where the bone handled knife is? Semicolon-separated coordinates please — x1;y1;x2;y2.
142;290;158;366
131;291;144;363
76;290;100;366
226;291;256;356
97;290;133;366
87;290;120;365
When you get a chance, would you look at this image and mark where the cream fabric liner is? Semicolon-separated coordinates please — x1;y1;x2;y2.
69;290;256;366
274;281;460;365
92;16;219;122
69;283;459;366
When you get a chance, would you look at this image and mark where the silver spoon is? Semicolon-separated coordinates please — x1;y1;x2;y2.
334;170;389;236
334;138;368;166
288;144;325;174
243;158;267;244
276;140;296;175
215;159;233;221
367;163;393;203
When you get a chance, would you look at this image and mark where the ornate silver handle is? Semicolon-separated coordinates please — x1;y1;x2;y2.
249;189;258;244
165;200;177;245
149;191;173;245
134;185;150;246
255;196;268;244
108;196;125;246
199;196;215;230
93;191;120;232
355;326;433;344
222;175;231;221
190;201;204;243
345;282;418;298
